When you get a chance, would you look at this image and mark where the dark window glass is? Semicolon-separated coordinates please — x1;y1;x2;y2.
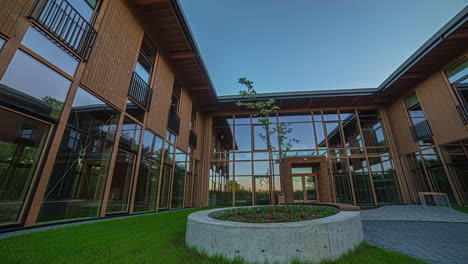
325;121;343;148
38;127;112;223
209;162;233;206
190;105;197;130
235;124;252;151
359;110;387;147
171;151;186;209
135;54;152;84
142;130;154;156
369;157;401;204
331;158;352;204
0;50;72;119
126;99;145;122
119;117;142;152
445;59;468;104
21;26;79;76
158;165;172;209
211;116;234;152
349;158;374;205
107;150;135;213
133;157;160;212
441;142;468;204
0;38;5;50
69;88;120;141
341;110;363;148
170;81;182;114
0;109;50;224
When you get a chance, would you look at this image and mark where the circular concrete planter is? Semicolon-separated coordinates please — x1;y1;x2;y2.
186;206;363;264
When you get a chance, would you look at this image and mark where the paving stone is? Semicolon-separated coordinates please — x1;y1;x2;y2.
360;205;468;223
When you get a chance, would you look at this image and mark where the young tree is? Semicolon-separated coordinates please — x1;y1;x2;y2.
236;78;299;201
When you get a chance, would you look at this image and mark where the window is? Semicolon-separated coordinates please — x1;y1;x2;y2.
190;105;197;130
21;26;80;76
135;35;157;84
119;117;142;152
107;150;136;213
0;38;5;51
445;59;468;104
404;94;425;125
0;50;72;119
172;149;186;209
170;81;182;114
0;109;51;224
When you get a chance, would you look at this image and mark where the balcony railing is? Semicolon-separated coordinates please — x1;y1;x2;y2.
29;0;97;60
168;111;180;135
189;129;197;149
410;119;433;141
456;104;468;124
128;72;153;110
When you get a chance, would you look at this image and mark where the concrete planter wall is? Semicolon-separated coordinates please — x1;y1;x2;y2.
186;206;363;264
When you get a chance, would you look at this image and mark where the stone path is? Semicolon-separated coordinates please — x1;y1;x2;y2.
361;205;468;223
363;221;468;264
362;205;468;264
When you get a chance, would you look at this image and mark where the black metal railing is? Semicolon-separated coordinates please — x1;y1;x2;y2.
189;129;197;149
29;0;97;60
456;104;468;124
168;111;180;135
128;72;153;110
411;119;433;141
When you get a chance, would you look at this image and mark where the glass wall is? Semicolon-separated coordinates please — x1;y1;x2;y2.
210;109;401;206
171;149;186;209
133;131;163;212
0;108;51;224
37;88;119;223
441;140;468;205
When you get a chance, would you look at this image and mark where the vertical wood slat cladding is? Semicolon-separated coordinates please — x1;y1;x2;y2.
0;0;34;37
80;0;143;110
417;71;468;144
176;88;192;151
146;55;174;136
385;100;418;155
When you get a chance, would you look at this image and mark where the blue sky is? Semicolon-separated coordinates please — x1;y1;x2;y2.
179;0;467;96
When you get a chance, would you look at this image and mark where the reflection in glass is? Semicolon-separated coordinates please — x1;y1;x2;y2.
441;143;468;204
254;161;270;205
1;50;72;119
209;162;233;206
68;88;119;141
341;110;363;148
126;99;145;123
107;150;135;213
158;165;172;209
359;110;387;147
212;116;234;152
0;38;5;50
331;158;352;204
326;122;343;148
120;117;142;152
369;157;401;204
305;176;316;202
288;122;315;150
133;157;160;212
0;109;50;224
235;161;252;206
292;177;303;203
171;154;186;209
38;127;112;223
349;158;374;205
21;26;79;76
235;125;251;151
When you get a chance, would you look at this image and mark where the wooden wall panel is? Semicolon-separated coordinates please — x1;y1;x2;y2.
146;55;174;136
80;0;143;110
193;110;205;160
385;100;418;155
417;71;468;144
177;88;192;151
0;0;34;38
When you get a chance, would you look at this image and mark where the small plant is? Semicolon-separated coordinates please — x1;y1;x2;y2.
216;205;336;223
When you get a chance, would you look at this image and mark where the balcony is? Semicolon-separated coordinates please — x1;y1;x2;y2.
189;129;197;149
456;104;468;124
128;72;153;110
168;111;180;135
29;0;97;60
410;119;433;141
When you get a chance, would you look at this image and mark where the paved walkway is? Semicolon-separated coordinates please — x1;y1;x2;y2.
361;205;468;223
362;205;468;264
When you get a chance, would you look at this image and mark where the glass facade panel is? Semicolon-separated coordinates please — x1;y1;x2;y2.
0;109;50;224
120;117;142;152
209;162;233;206
441;143;468;204
234;161;252;206
107;150;135;213
171;158;186;209
212;116;234;152
158;165;172;209
234;124;251;151
331;158;353;204
21;26;79;76
359;110;387;147
1;50;72;119
349;158;374;205
68;88;119;141
369;157;401;204
254;161;270;205
133;157;160;212
38;127;112;223
0;38;5;50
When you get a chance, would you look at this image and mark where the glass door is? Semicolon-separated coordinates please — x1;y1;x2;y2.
158;165;172;209
291;175;317;203
106;150;136;214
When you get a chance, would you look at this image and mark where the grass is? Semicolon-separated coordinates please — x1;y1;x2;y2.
0;208;424;264
453;206;468;214
216;205;336;223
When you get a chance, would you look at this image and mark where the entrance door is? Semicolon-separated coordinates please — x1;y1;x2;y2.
291;175;317;203
158;165;172;209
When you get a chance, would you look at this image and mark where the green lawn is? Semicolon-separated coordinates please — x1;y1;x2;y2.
0;208;424;264
453;206;468;214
